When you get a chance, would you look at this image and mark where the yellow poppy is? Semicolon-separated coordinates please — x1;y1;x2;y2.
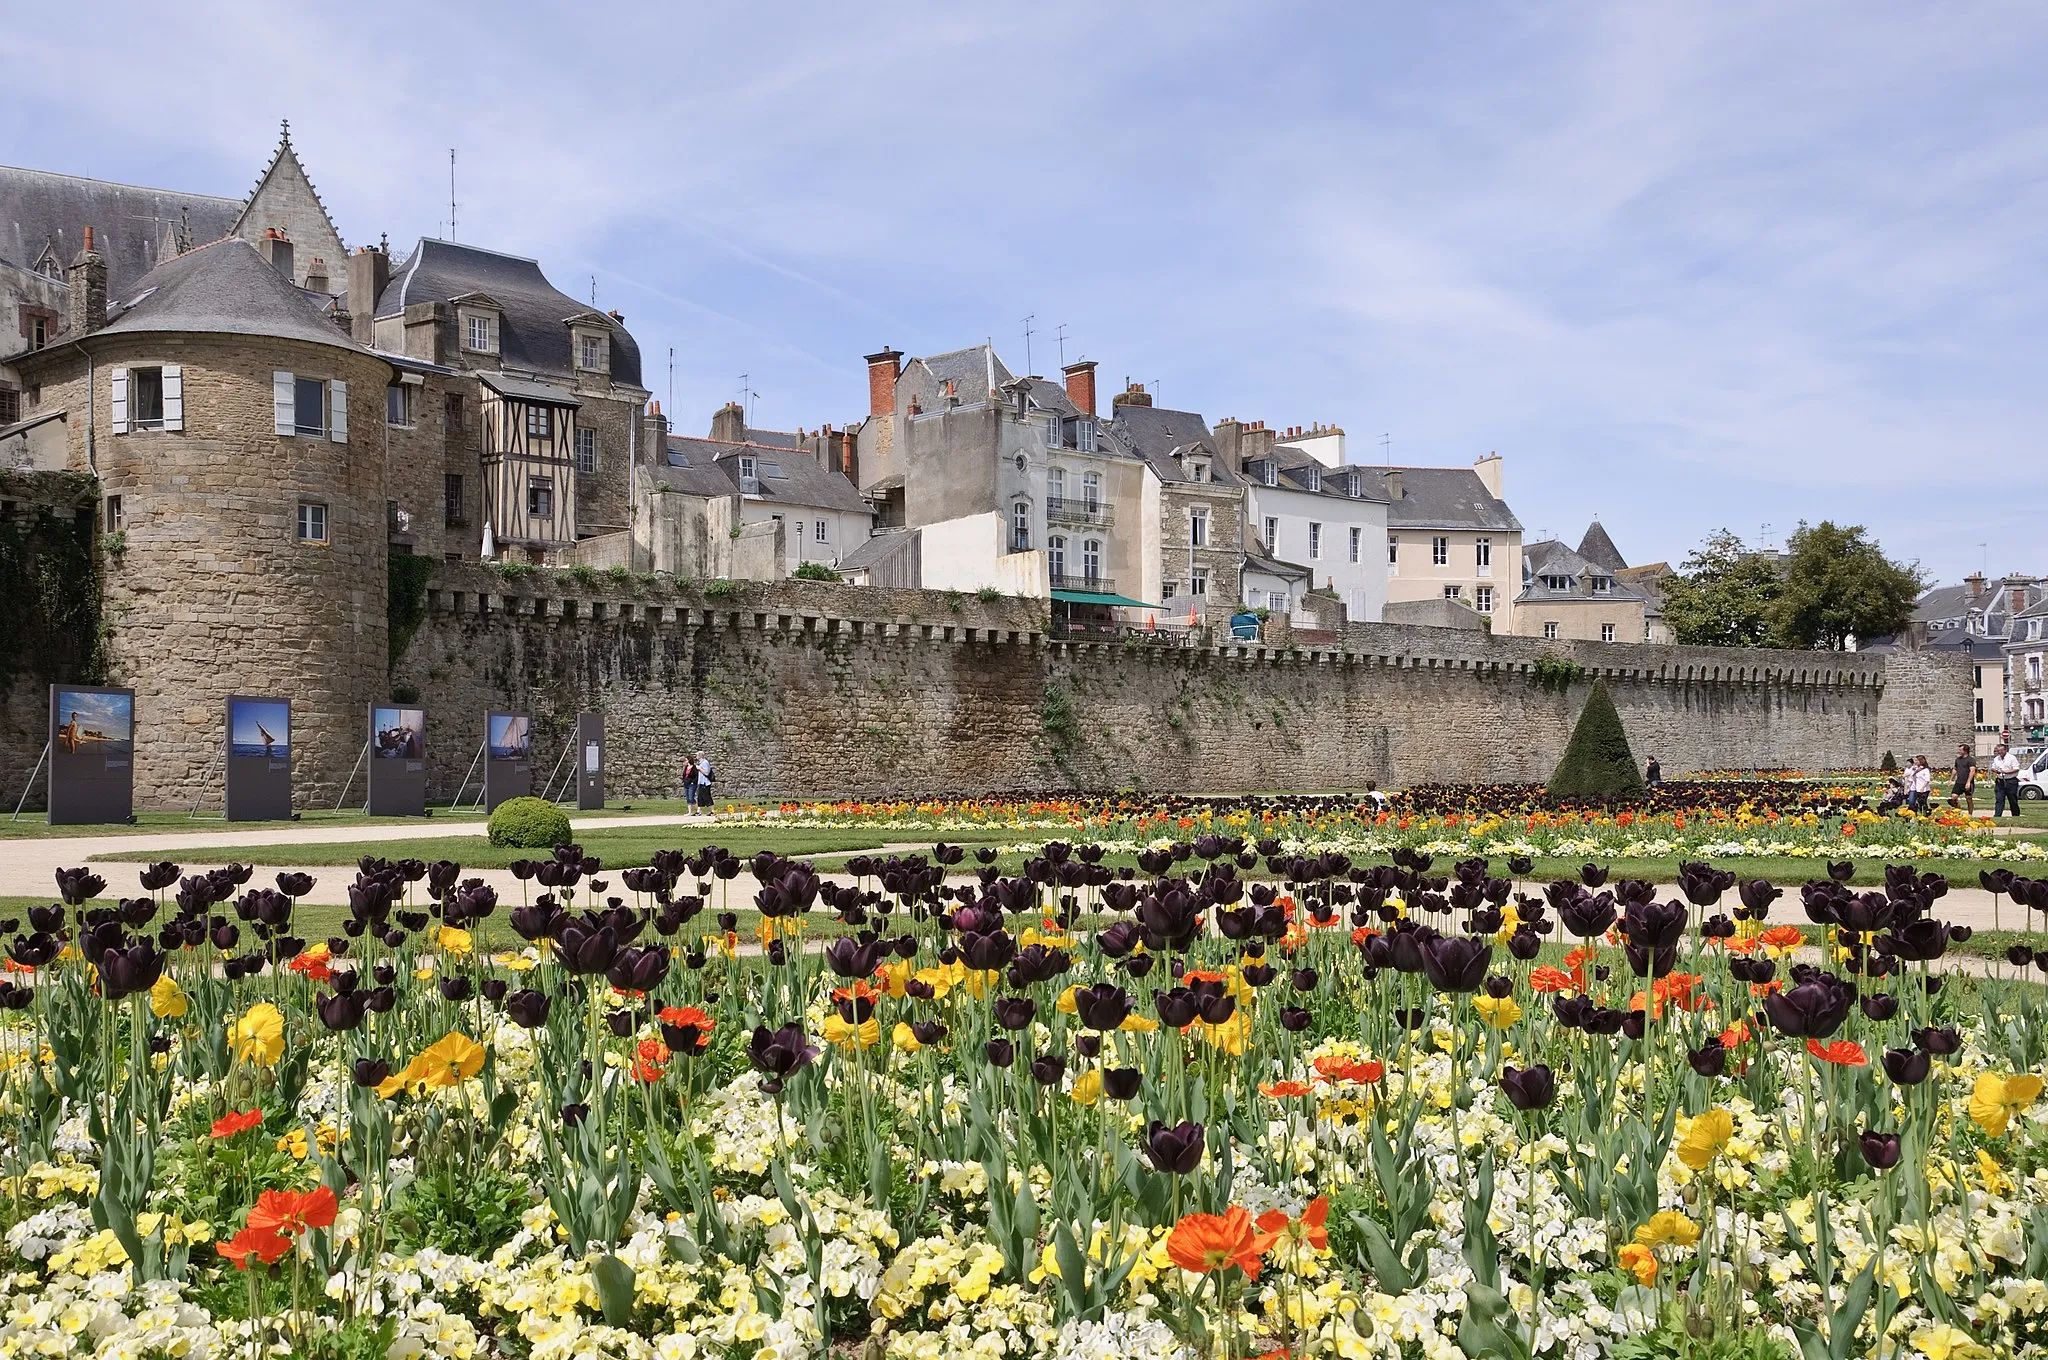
1675;1108;1735;1171
417;1032;486;1088
891;1021;921;1054
876;961;912;999
1472;995;1522;1031
1633;1211;1699;1251
823;1015;881;1049
1055;985;1081;1015
434;925;474;956
1967;1073;2042;1137
149;975;188;1020
376;1056;432;1100
1119;1012;1160;1033
1617;1242;1658;1285
1197;1010;1251;1057
1070;1070;1103;1106
229;1002;285;1068
275;1128;309;1160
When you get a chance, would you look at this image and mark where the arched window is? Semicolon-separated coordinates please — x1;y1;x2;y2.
1048;535;1067;581
1082;538;1102;583
1011;501;1030;551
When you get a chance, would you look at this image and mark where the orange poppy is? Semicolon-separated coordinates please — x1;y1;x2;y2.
1259;1080;1314;1099
217;1226;293;1270
246;1185;338;1239
1312;1056;1384;1086
1255;1195;1330;1252
1758;925;1806;953
1529;965;1576;993
1718;1019;1752;1048
1165;1205;1275;1279
211;1108;262;1139
1806;1039;1867;1066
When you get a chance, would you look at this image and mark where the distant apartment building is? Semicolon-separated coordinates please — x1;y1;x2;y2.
1210;417;1388;624
1376;454;1523;632
1512;524;1649;644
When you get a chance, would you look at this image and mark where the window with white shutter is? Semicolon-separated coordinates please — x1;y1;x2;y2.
273;372;296;436
161;365;183;432
329;380;348;444
110;368;129;434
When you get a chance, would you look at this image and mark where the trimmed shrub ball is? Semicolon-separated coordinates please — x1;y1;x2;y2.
488;796;572;848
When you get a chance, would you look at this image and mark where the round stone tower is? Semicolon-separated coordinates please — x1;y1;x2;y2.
22;236;392;809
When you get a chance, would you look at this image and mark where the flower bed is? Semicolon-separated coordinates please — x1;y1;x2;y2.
3;845;2046;1358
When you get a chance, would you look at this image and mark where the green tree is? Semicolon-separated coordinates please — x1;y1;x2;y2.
1765;521;1924;651
1659;530;1783;647
1548;679;1645;800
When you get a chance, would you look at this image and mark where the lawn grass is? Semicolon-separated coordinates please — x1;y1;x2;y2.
0;798;757;841
87;825;1014;870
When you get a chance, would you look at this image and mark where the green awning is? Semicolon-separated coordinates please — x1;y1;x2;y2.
1052;589;1155;609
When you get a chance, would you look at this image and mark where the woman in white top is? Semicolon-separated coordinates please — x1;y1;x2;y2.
1907;756;1934;813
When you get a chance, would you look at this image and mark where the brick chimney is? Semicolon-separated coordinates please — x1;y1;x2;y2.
1242;421;1276;460
709;401;746;443
261;228;294;282
1111;379;1152;409
347;244;390;347
66;227;107;335
865;347;902;418
1964;572;1987;601
1061;360;1097;416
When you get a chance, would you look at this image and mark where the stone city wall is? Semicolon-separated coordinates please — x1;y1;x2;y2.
378;564;1969;804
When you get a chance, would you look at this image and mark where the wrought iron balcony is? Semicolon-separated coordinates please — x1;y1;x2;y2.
1050;572;1117;595
1046;496;1114;528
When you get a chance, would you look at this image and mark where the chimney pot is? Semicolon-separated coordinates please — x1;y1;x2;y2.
82;226;95;252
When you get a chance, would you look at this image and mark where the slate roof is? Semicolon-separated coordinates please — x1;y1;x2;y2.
839;527;918;573
1109;405;1244;486
1370;466;1521;532
1242;550;1310;580
1577;520;1627;572
655;436;746;498
0;164;241;295
376;238;643;387
1250;443;1388;504
918;345;1012;402
93;237;369;354
662;435;870;514
1517;539;1645;603
1618;563;1671;616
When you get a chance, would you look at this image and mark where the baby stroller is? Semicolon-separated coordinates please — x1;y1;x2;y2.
1876;777;1906;815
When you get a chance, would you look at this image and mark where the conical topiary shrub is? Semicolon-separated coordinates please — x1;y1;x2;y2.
1548;679;1645;800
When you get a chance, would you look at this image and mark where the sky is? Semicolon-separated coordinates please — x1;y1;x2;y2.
5;2;2042;584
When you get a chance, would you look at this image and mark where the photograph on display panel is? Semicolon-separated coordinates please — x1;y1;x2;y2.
372;707;426;760
229;698;290;761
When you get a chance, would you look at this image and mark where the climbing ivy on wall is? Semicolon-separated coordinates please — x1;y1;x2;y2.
387;551;438;669
0;471;103;693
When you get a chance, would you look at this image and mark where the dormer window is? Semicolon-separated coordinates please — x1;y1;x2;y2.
1592;575;1612;593
1190;461;1208;482
1304;467;1321;493
465;314;494;353
1542;574;1572;591
1076;418;1097;453
1261;461;1277;487
578;333;607;372
738;455;758;492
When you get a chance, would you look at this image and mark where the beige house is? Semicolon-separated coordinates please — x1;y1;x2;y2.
1374;454;1523;631
1512;530;1649;644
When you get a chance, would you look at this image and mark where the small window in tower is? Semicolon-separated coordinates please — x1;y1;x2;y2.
294;376;327;436
132;367;166;430
525;405;553;440
386;384;414;427
527;477;554;518
444;474;465;527
296;501;328;544
104;496;123;533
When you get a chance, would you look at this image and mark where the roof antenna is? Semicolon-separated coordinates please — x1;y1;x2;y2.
1021;315;1035;374
448;149;457;242
590;274;597;306
1380;432;1391;468
1055;323;1068;367
668;347;675;419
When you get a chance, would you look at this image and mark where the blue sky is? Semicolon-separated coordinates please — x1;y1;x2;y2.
6;2;2041;583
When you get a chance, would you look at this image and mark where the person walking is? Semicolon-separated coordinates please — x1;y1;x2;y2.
1907;755;1934;814
1644;756;1662;787
694;752;715;810
1990;743;2024;818
1950;743;1977;815
680;754;700;808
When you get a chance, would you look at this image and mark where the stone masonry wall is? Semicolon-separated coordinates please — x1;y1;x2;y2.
380;564;1973;803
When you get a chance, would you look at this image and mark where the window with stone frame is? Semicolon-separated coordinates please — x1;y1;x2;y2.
132;367;167;430
386;384;414;427
465;314;494;353
1190;569;1208;596
1602;623;1616;642
104;496;122;533
1543;621;1559;640
575;427;597;474
293;376;327;436
1309;522;1323;559
1190;508;1208;548
1349;526;1361;563
1475;586;1493;613
296;501;327;544
578;333;606;371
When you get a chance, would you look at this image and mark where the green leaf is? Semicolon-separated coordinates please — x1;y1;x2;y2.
591;1252;637;1328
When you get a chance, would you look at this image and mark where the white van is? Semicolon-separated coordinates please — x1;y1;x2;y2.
2018;749;2048;800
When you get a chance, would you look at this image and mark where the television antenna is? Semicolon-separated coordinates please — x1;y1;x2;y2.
448;149;457;242
1055;323;1068;367
737;373;760;425
1020;315;1036;374
1380;433;1391;467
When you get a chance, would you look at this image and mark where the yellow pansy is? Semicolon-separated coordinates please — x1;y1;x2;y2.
148;975;187;1020
1070;1070;1102;1106
1977;1149;2011;1197
1634;1211;1700;1251
1676;1108;1735;1171
823;1015;881;1049
1472;995;1522;1030
229;1002;285;1067
1967;1073;2043;1137
1913;1324;1990;1360
275;1128;309;1160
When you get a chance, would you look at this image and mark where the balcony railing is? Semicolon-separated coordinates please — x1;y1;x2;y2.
1046;496;1114;527
1050;572;1117;595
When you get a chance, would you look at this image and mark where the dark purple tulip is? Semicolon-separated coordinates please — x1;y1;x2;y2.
750;1024;820;1094
352;1058;391;1087
1278;1005;1313;1032
317;991;365;1031
984;1038;1016;1068
910;1020;947;1046
1585;1007;1627;1036
1144;1119;1206;1175
1762;974;1855;1039
992;996;1038;1031
28;905;64;934
1687;1040;1728;1077
54;868;106;906
1859;1131;1901;1170
1073;983;1132;1032
504;989;552;1029
1290;967;1318;992
1881;1047;1930;1084
1508;929;1542;961
1559;893;1617;940
1621;1011;1647;1041
1912;1025;1961;1056
97;944;163;999
1500;1064;1556;1111
1030;1055;1067;1086
606;1008;635;1037
1859;994;1897;1022
1826;861;1855;883
824;936;882;980
560;1103;590;1127
1420;935;1491;993
1103;1068;1141;1100
1579;864;1609;888
139;862;181;893
1154;987;1200;1028
481;978;508;1002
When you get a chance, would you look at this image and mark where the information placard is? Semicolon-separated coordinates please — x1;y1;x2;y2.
575;711;604;811
225;695;292;821
367;704;427;817
48;685;135;825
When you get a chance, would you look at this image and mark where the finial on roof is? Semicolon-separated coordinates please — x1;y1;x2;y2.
280;118;291;146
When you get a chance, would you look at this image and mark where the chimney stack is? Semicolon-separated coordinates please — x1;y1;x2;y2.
261;228;295;283
645;400;669;466
1061;359;1098;416
1965;572;1988;601
709;401;746;444
1473;451;1504;499
347;244;390;347
304;257;330;294
865;347;903;419
66;226;107;335
1385;470;1404;501
1110;379;1152;409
